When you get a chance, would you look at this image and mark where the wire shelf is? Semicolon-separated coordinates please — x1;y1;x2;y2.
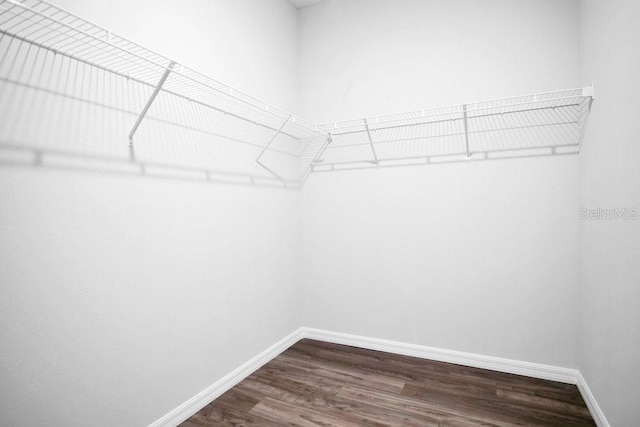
0;0;316;130
0;0;594;186
311;88;594;172
0;0;326;187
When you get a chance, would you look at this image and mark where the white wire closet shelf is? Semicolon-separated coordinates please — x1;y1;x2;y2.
0;0;594;187
309;87;594;172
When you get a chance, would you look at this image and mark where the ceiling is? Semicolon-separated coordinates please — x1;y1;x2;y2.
289;0;326;9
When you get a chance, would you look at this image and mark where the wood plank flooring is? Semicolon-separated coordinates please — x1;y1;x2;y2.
180;339;595;426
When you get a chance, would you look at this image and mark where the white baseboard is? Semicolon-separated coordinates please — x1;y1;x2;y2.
148;328;304;427
301;327;580;384
576;371;610;427
150;327;607;427
301;328;611;426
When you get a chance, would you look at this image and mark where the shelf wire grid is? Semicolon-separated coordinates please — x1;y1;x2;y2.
0;0;326;186
312;88;593;171
0;0;594;184
0;0;316;132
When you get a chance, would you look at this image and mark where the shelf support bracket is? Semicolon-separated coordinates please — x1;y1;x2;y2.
363;119;379;165
463;104;471;161
575;84;596;152
255;115;290;163
301;133;333;186
311;134;333;168
128;61;175;152
255;116;291;185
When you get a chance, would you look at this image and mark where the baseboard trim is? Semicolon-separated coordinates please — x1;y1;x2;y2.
148;328;304;427
576;371;610;427
302;327;580;384
150;327;608;427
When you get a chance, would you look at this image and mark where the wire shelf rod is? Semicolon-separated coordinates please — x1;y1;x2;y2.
335;98;582;132
318;94;587;131
328;102;582;136
317;86;590;130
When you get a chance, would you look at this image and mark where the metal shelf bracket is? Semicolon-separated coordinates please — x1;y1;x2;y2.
255;116;291;184
128;61;176;148
363;119;379;165
308;134;333;171
582;84;596;99
462;104;471;161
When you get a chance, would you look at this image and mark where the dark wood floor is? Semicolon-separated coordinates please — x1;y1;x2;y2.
180;339;595;426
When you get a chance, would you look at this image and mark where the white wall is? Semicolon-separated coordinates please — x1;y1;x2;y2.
578;0;640;425
297;0;580;122
0;1;300;426
3;0;637;425
298;0;582;367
